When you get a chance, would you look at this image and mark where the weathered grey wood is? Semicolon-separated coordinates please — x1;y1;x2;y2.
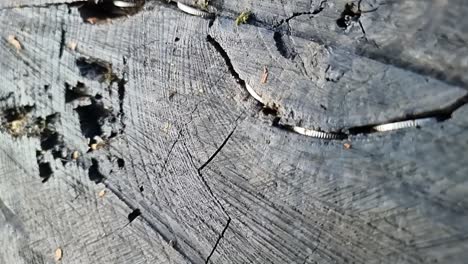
1;0;468;263
208;17;466;131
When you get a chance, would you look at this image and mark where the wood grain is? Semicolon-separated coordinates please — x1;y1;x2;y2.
1;0;467;263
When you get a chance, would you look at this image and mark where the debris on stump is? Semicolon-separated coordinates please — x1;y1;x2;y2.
54;247;62;261
235;11;251;26
98;189;106;198
7;35;22;52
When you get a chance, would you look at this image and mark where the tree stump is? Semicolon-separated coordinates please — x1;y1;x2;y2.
1;0;467;263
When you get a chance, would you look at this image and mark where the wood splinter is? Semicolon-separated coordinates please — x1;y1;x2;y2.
54;247;62;261
261;66;269;84
7;35;22;52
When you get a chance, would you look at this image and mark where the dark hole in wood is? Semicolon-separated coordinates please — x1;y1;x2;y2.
74;99;109;139
273;31;297;60
88;158;105;184
262;106;279;116
45;113;60;124
65;82;89;103
109;131;118;138
336;3;361;28
2;105;34;122
40;131;61;151
348;94;468;135
78;0;145;24
38;162;53;183
139;186;144;192
174;37;180;42
76;57;116;83
117;158;125;168
128;208;141;222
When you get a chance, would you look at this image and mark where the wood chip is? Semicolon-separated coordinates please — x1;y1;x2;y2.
344;143;352;149
67;41;77;51
72;151;80;160
98;189;106;198
261;66;269;84
86;17;97;24
54;247;62;261
7;35;22;52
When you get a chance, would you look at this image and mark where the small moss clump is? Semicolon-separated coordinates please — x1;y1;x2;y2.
235;11;251;26
197;0;210;10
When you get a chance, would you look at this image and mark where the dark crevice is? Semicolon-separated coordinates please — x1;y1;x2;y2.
336;0;376;38
2;105;34;122
117;158;125;168
196;122;239;227
0;1;144;23
36;151;53;183
40;130;62;151
198;124;238;172
41;113;70;164
1;107;71;159
76;57;117;83
348;93;468;135
65;82;89;103
273;32;297;60
208;16;216;28
0;92;13;101
74;98;110;139
274;0;327;29
160;130;183;174
117;78;126;128
206;35;246;89
128;208;141;223
59;21;66;59
88;158;105;184
118;56;127;134
78;0;145;24
205;218;231;264
336;2;361;29
38;162;53;183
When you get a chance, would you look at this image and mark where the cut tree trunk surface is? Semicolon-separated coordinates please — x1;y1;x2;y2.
0;0;467;263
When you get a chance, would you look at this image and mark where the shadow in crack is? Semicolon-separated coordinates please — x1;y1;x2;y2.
78;0;145;24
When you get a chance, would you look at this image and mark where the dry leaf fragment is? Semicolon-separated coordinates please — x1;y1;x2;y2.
54;247;62;261
261;66;269;84
343;143;351;149
7;35;22;52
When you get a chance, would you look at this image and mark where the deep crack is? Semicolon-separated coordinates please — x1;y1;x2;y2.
206;35;246;90
205;218;231;264
59;21;66;59
348;93;468;135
